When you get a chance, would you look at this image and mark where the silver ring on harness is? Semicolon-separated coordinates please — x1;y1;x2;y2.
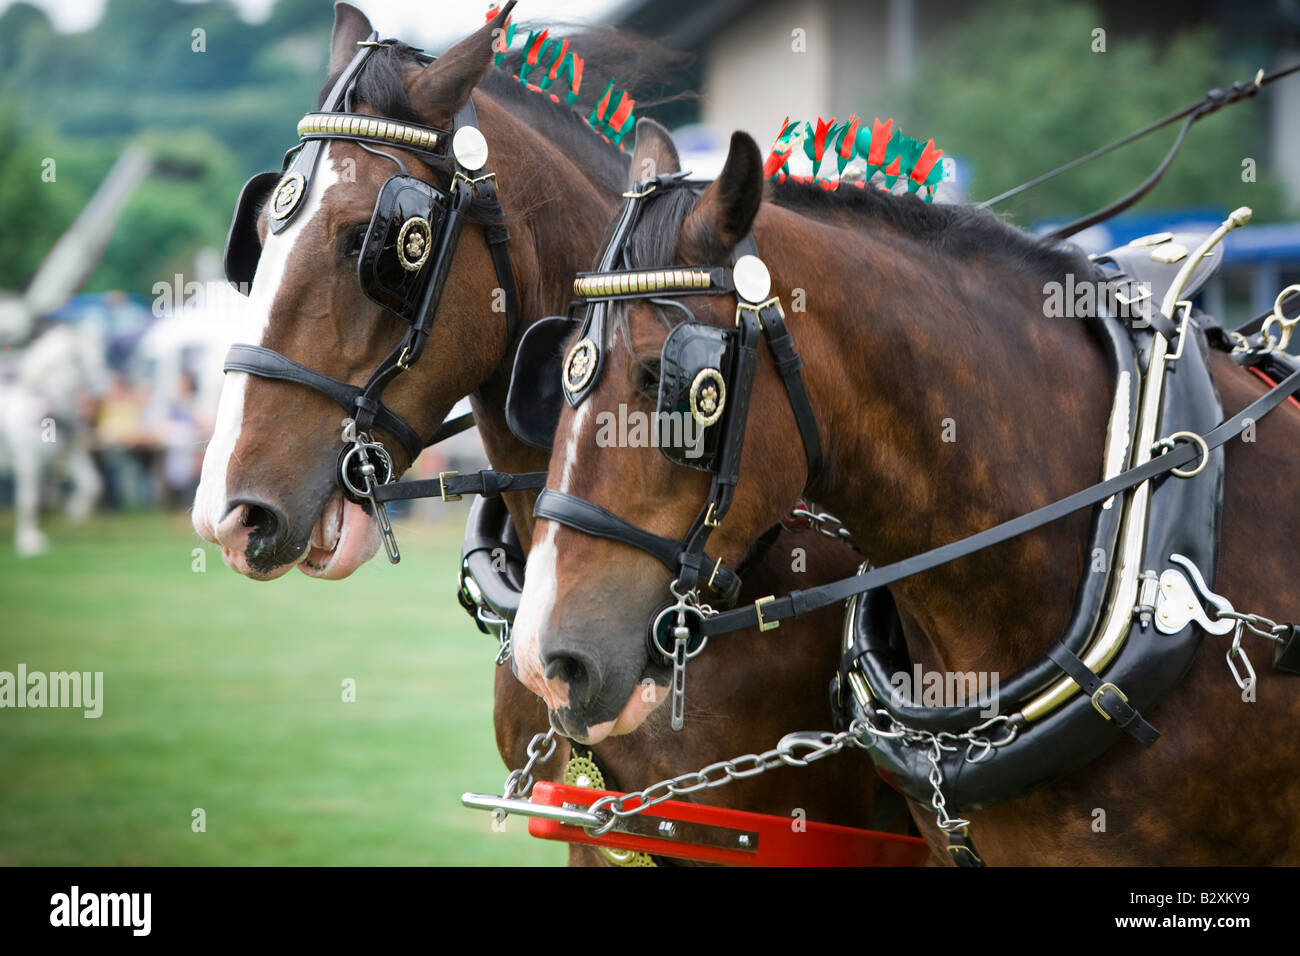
1151;429;1210;479
650;600;709;660
338;439;395;500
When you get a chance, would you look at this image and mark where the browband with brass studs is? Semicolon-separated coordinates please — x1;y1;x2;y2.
296;112;449;156
573;268;729;300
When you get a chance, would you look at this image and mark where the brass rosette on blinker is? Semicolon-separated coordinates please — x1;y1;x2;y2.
396;216;432;272
270;171;306;220
564;338;598;392
689;367;726;427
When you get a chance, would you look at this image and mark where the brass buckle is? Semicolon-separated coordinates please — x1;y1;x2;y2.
755;595;778;631
734;296;784;329
1090;682;1127;720
621;182;658;199
397;345;413;370
707;556;725;590
452;170;497;192
439;470;462;502
703;501;721;528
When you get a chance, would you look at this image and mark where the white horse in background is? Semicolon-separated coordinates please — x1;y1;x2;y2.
0;322;109;555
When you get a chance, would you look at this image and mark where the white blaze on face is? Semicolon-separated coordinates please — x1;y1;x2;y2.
192;148;341;541
512;398;594;707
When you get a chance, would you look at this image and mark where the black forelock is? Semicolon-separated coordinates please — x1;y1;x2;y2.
318;41;425;123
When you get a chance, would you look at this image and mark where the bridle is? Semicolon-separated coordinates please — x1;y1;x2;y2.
530;173;822;728
220;32;519;562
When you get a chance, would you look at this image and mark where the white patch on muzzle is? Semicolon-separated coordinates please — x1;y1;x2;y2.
512;399;593;704
192;147;341;540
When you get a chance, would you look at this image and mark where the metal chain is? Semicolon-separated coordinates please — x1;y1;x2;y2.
572;708;1020;837
1215;609;1289;642
583;723;871;836
495;728;557;825
1206;608;1289;693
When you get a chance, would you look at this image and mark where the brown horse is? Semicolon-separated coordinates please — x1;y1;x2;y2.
192;3;887;864
513;121;1300;864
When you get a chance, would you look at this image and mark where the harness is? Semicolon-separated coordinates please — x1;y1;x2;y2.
220;32;519;563
488;195;1300;860
524;173;823;729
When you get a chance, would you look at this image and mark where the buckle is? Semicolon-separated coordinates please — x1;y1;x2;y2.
439;470;462;502
734;296;784;329
1090;681;1127;720
707;556;725;590
755;595;779;632
703;501;721;528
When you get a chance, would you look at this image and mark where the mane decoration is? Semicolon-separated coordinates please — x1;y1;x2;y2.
485;4;637;148
764;114;945;201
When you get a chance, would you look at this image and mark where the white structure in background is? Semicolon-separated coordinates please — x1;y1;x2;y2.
0;323;109;555
137;248;257;422
0;147;154;346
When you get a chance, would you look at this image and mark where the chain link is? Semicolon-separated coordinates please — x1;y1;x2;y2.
582;723;865;836
495;728;557;825
1215;609;1289;642
492;706;1021;839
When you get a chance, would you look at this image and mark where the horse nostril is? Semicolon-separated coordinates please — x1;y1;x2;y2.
229;498;289;560
544;651;600;709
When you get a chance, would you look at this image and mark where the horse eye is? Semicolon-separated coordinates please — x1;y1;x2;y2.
340;224;368;258
633;359;660;397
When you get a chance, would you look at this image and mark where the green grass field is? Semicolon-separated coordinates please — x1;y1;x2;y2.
0;510;564;866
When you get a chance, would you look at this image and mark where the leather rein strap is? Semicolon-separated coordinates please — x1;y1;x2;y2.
700;365;1300;637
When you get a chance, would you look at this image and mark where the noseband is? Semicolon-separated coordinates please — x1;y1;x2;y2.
220;33;519;562
532;174;822;728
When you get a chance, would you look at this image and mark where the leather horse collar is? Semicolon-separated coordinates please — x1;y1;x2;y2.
219;31;519;563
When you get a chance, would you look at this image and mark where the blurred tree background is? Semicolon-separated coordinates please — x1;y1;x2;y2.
0;0;1288;297
0;0;334;293
901;0;1285;224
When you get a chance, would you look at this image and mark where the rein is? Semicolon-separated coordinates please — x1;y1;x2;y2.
701;365;1300;638
979;62;1300;239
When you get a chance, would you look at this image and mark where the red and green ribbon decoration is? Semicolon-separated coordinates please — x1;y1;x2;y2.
764;113;944;201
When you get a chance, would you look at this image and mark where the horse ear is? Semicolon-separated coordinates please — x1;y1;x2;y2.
328;3;374;77
410;1;517;128
629;118;680;186
681;131;764;262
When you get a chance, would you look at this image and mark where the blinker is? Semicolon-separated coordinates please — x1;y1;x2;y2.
657;322;733;471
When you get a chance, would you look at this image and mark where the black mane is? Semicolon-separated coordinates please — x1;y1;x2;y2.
770;179;1092;283
609;173;1089;288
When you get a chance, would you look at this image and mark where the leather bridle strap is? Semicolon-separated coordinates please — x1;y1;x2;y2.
1046;642;1160;745
224;343;425;462
671;307;760;594
700;365;1300;637
732;231;823;483
534;489;743;604
225;97;521;469
428;411;475;446
473;173;520;349
374;468;544;503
